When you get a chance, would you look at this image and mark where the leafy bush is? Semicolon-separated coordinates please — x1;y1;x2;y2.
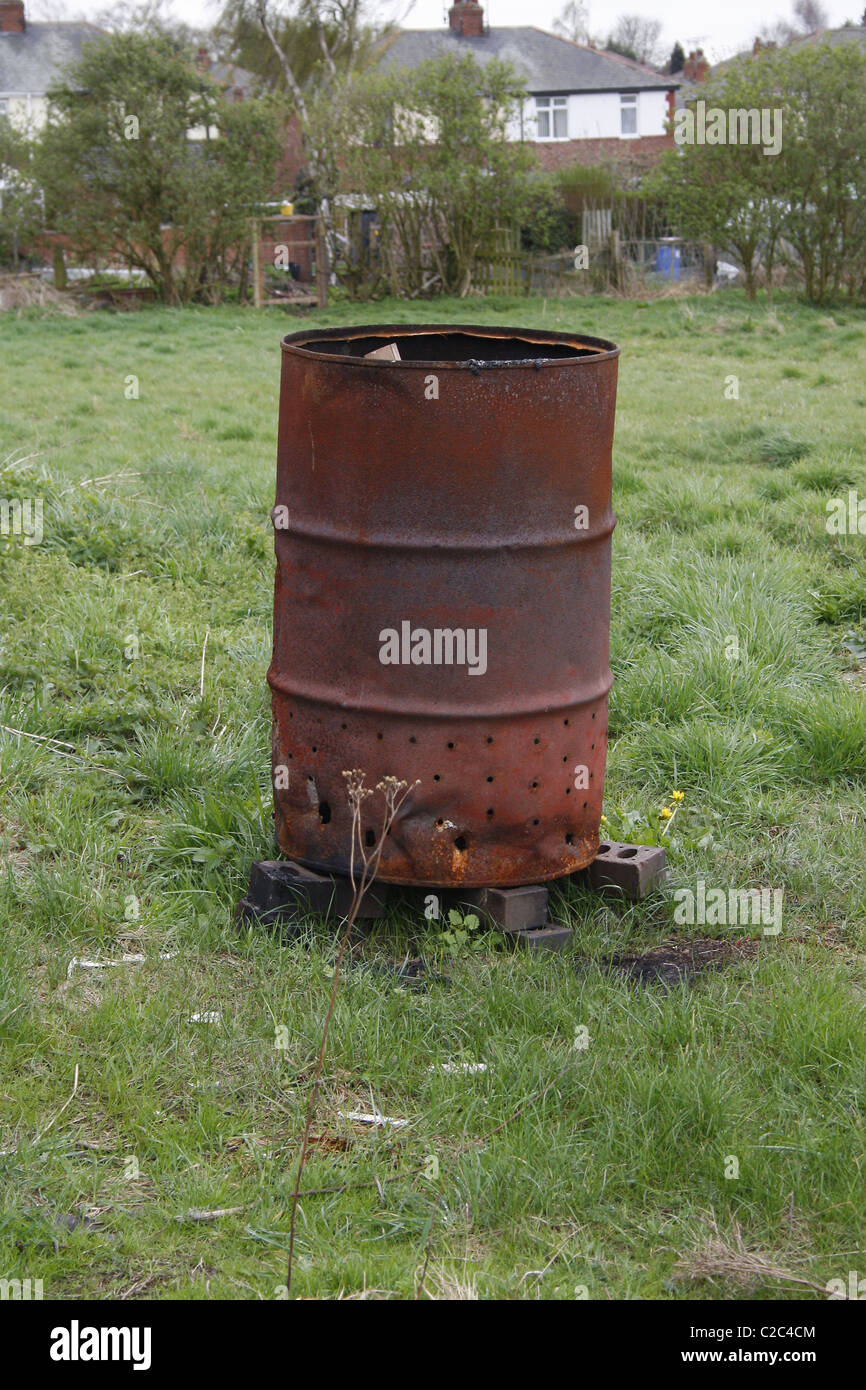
35;32;282;303
649;41;866;304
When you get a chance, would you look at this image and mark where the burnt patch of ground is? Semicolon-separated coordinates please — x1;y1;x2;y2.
580;937;760;990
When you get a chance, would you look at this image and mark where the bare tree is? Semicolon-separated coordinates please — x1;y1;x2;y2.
606;14;664;67
246;0;382;243
247;0;405;109
93;0;212;48
759;0;830;46
255;0;313;122
552;0;591;44
792;0;828;32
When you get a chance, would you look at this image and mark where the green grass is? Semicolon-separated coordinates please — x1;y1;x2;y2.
1;290;865;1300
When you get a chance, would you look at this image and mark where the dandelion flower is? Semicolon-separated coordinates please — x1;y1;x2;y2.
600;814;608;823
671;790;684;803
660;807;672;819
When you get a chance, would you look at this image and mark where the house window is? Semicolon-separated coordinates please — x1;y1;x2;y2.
535;96;568;140
620;94;637;135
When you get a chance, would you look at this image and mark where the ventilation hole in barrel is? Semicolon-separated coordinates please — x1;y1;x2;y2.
487;775;494;783
590;771;594;779
376;732;383;741
566;787;571;795
486;736;494;744
341;722;347;730
433;773;441;782
318;801;331;824
565;833;575;846
530;780;539;790
591;743;595;751
591;712;597;720
486;808;494;817
311;745;318;753
365;828;375;848
532;818;540;827
409;735;416;744
453;835;467;852
289;711;293;719
583;800;588;809
562;755;568;763
447;741;455;750
563;718;570;726
533;737;540;745
435;818;444;828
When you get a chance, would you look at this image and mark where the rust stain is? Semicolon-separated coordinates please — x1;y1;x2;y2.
268;324;620;888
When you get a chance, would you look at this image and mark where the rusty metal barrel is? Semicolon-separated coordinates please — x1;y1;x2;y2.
268;324;619;888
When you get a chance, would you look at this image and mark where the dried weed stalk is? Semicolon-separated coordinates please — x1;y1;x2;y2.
285;771;417;1296
675;1217;838;1297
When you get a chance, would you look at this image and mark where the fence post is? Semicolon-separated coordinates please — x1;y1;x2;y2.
703;242;714;289
609;229;622;291
251;218;262;309
52;245;68;290
316;219;328;309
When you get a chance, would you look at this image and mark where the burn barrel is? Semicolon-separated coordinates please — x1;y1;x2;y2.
268;324;619;888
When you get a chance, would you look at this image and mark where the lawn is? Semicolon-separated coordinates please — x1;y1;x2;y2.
1;290;865;1300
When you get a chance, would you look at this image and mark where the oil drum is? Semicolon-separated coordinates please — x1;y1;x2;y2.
268;324;619;887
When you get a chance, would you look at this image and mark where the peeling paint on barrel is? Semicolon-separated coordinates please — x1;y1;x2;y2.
268;324;620;888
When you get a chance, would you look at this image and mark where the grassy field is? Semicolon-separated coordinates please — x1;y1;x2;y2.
1;290;865;1301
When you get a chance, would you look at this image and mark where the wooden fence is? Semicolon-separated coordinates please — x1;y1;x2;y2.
474;232;711;297
249;214;328;309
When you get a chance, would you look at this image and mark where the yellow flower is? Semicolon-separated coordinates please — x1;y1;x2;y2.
600;814;608;823
660;807;672;819
671;790;684;803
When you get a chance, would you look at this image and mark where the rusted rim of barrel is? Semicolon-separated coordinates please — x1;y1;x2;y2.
281;323;619;365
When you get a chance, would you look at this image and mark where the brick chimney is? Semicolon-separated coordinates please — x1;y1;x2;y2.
682;47;709;82
448;1;484;37
0;1;25;33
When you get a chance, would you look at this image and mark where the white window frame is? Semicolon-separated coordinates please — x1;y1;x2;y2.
535;95;568;141
620;93;638;136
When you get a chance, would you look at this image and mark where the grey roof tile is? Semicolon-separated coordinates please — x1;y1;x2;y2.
0;21;105;96
376;27;678;93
